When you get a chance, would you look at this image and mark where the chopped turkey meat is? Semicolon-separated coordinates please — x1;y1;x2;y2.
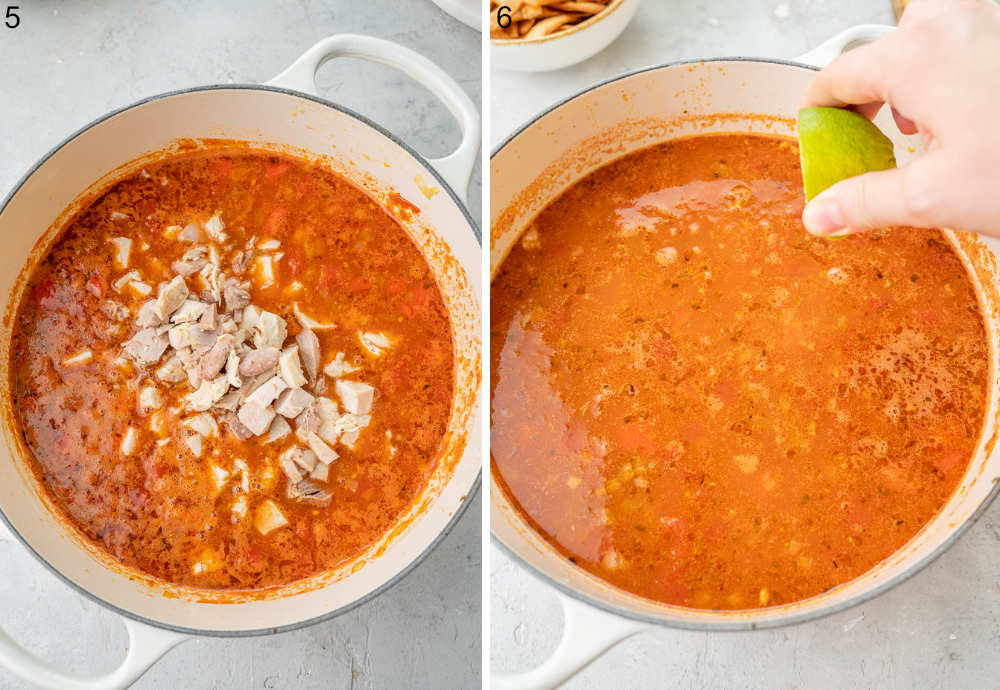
204;213;228;243
277;346;307;388
295;328;320;381
199;302;217;331
138;385;163;410
254;310;287;349
225;413;254;441
120;427;138;456
306;432;339;465
293;303;336;330
318;413;370;447
210;464;230;492
103;210;388;527
237;401;275;436
154;275;189;320
176;347;202;388
223;277;251;312
238;346;279;376
323;352;359;378
295;448;319;472
309;462;329;482
178;223;202;242
225;349;242;389
315;396;339;421
359;331;392;356
168;322;217;351
199;334;234;380
112;270;143;293
109;237;132;269
155;355;186;383
184;412;219;437
245;375;288;408
294;403;321;440
136;300;163;328
253;500;288;535
336;380;375;415
62;350;93;366
186;375;229;411
287;479;331;505
184;432;203;457
281;457;303;483
170;300;207;324
264;415;292;443
172;256;208;276
124;328;169;364
275;387;315;418
214;390;241;412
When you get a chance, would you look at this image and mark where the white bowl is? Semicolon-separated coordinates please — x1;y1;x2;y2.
491;0;640;73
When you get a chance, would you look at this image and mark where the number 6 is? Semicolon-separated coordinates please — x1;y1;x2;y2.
497;5;512;29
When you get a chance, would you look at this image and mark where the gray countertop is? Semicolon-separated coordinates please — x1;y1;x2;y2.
491;1;1000;688
0;1;481;689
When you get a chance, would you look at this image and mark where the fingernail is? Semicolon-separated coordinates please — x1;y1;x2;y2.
802;198;847;235
827;228;853;237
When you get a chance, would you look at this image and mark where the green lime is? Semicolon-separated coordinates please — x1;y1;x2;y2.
798;106;897;201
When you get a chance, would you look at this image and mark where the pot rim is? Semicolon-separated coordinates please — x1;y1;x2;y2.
491;56;818;160
0;82;482;637
489;55;1000;631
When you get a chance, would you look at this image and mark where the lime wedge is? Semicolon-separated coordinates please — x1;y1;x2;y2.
798;107;897;201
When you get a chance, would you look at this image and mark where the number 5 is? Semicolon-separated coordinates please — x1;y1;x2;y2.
5;6;19;28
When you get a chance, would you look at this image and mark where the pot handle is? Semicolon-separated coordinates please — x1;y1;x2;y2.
0;616;188;690
794;24;894;68
267;34;481;205
492;592;651;690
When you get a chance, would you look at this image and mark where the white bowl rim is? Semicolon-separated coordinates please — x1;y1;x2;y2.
489;0;628;45
489;55;1000;632
0;82;482;638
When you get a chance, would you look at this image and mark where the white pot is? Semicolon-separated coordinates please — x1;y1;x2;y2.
0;34;481;689
491;25;1000;688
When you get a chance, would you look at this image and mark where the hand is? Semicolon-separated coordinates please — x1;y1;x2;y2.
800;0;1000;238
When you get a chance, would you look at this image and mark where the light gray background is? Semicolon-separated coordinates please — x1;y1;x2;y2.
491;2;1000;689
0;2;481;689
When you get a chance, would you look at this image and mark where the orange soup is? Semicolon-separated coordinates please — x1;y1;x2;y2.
491;133;989;609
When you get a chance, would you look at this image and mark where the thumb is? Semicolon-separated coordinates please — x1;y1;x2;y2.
801;162;938;236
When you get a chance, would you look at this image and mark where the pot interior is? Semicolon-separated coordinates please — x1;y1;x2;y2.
490;59;1000;629
0;87;481;633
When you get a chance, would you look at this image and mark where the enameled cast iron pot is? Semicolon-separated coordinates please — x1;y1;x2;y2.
0;34;481;689
491;25;1000;688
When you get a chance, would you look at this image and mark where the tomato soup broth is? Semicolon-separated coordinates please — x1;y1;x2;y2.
490;134;989;609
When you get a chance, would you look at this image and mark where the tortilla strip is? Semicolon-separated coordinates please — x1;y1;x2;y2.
524;13;576;37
